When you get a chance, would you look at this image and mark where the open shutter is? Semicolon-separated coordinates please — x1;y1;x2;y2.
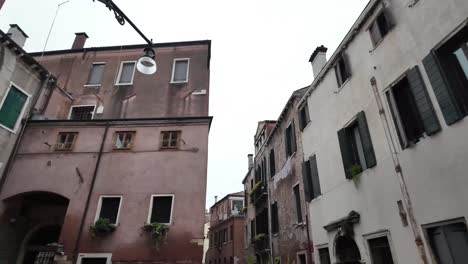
284;130;290;156
309;155;321;199
423;52;463;125
357;111;377;168
383;8;395;29
0;87;27;129
298;111;304;131
301;160;312;202
337;128;352;179
406;66;441;135
342;53;352;79
291;122;297;154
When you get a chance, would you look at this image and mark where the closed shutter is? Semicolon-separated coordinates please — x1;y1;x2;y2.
284;130;290;156
309;155;321;199
301;160;312;202
337;128;353;179
357;111;377;168
0;86;28;130
423;52;463;125
291;122;297;153
406;66;441;135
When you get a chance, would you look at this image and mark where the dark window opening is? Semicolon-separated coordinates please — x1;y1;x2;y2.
150;196;173;224
81;258;108;264
293;185;303;223
369;11;392;47
271;202;279;234
98;197;121;224
230;225;234;241
318;248;331;264
285;122;297;157
368;236;395;264
298;254;306;264
269;149;276;177
334;54;351;87
70;106;94;120
160;131;181;149
55;132;78;151
298;103;311;131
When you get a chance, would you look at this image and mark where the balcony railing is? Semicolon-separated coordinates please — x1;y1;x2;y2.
249;181;267;206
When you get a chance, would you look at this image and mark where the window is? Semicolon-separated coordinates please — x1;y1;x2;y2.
368;236;395;264
334;53;351;87
298;103;311;131
426;221;468;264
386;67;440;149
269;149;276;178
250;220;255;240
231;199;244;213
77;254;112;264
148;195;174;224
171;58;190;83
297;253;306;264
337;111;376;179
423;26;468;125
86;63;105;85
302;155;321;202
0;84;29;131
95;196;122;225
113;131;135;150
69;105;95;120
369;10;393;47
271;202;279;234
116;61;136;85
55;132;78;151
160;131;181;149
284;122;297;157
318;248;331;264
293;185;303;223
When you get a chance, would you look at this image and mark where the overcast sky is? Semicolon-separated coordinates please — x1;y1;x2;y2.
0;0;369;208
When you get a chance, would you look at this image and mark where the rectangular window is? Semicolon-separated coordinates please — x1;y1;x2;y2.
95;196;122;224
337;111;376;179
318;248;331;264
298;103;310;131
113;131;135;150
0;85;28;131
250;220;255;239
232;199;244;213
298;254;306;264
271;202;279;234
148;195;174;224
55;132;78;151
302;155;321;202
69;105;95;120
334;53;351;87
86;63;105;85
269;149;276;177
368;236;395;264
171;58;190;83
77;254;112;264
116;61;136;85
427;221;468;264
160;131;181;149
369;10;393;47
285;122;297;157
293;185;303;223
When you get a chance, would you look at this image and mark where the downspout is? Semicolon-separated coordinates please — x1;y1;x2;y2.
0;74;55;194
72;123;109;260
370;77;428;264
266;178;274;264
304;213;313;264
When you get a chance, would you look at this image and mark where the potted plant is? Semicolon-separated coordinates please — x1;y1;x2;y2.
143;223;170;249
90;218;116;238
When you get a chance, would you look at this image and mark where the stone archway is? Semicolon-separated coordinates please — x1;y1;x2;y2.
18;224;61;264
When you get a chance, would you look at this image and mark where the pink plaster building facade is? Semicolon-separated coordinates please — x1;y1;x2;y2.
0;34;212;264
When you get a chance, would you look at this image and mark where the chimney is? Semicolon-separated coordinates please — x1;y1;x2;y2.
72;32;89;49
214;196;218;203
7;24;28;48
247;154;254;170
309;45;328;78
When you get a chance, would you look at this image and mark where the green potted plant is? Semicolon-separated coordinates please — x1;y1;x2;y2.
143;223;170;249
90;218;116;238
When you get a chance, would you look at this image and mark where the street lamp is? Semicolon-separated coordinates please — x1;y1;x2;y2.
93;0;157;75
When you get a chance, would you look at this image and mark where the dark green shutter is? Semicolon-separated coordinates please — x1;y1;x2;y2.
301;160;312;202
406;66;441;135
423;52;463;125
337;128;352;179
357;111;377;168
309;155;321;199
291;122;297;153
284;129;290;156
343;53;352;79
0;86;28;130
298;108;305;131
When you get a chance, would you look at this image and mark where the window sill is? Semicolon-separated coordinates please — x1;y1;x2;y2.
310;195;322;203
335;78;351;93
171;81;189;85
115;82;134;86
0;123;18;134
159;147;180;151
83;84;101;88
112;148;133;151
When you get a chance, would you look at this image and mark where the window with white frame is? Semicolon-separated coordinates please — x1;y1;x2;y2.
0;84;29;131
77;253;112;264
69;105;95;120
171;59;190;83
95;196;122;225
86;63;106;86
148;195;174;224
231;199;244;214
367;235;395;264
116;61;136;85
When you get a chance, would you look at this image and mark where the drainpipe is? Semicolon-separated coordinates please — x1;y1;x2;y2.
0;74;55;194
370;77;428;264
72;123;109;260
304;213;313;264
266;177;274;264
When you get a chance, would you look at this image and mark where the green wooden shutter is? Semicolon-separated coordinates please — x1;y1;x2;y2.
291;122;297;154
406;66;441;135
301;160;312;202
0;86;28;130
337;128;352;179
423;52;463;125
357;111;377;168
284;129;290;156
309;155;321;199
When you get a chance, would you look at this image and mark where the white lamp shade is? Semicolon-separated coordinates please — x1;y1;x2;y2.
137;56;157;75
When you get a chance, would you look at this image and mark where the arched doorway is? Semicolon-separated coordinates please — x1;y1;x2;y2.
335;235;362;264
22;224;61;264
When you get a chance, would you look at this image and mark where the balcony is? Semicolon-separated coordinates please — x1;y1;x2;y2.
249;181;267;206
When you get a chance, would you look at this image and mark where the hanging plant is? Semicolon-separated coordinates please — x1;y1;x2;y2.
90;218;116;238
143;223;170;249
349;164;363;178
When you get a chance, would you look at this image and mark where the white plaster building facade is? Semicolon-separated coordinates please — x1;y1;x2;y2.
299;0;468;263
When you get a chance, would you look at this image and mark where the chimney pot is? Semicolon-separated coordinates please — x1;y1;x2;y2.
309;45;328;78
72;32;89;50
7;24;28;48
